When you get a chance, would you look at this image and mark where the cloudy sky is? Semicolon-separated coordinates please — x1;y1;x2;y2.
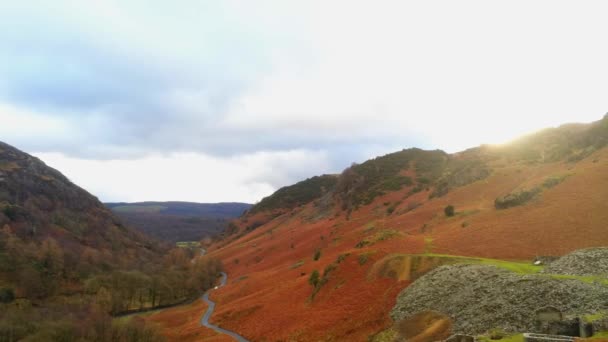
1;1;607;203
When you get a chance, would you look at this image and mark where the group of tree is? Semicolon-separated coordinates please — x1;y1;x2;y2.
0;226;223;341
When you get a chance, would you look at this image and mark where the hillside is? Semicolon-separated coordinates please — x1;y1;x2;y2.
0;142;223;341
105;202;251;242
145;115;608;341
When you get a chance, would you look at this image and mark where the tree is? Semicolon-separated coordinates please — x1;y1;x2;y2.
313;249;321;261
0;288;14;303
308;270;320;288
38;238;65;296
444;205;455;217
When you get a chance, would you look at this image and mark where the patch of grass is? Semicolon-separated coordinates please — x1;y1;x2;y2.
583;312;607;323
417;253;542;274
476;258;541;274
589;331;608;339
545;274;608;286
290;260;305;269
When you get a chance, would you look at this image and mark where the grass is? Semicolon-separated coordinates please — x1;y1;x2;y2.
543;274;608;286
583;312;607;323
588;331;608;339
419;253;608;284
417;253;542;274
369;327;398;342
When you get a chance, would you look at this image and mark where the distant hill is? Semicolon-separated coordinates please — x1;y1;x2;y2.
105;201;251;242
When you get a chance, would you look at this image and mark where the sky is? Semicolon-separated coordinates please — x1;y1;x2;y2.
1;1;607;203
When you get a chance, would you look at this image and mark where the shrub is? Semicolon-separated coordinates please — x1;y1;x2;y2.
308;270;320;288
495;187;541;209
0;288;14;303
542;175;568;189
355;240;371;248
444;205;455;217
313;249;321;261
2;205;18;221
336;254;350;264
358;254;370;265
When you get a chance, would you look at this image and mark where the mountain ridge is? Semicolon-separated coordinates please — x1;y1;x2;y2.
147;114;608;341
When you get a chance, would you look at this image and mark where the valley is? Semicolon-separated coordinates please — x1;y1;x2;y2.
4;2;608;341
106;202;251;243
2;117;607;341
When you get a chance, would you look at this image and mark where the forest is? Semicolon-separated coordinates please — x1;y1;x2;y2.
0;229;223;341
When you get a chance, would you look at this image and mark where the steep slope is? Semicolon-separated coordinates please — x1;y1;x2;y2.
148;115;608;341
106;202;251;242
0;142;223;341
0;141;159;263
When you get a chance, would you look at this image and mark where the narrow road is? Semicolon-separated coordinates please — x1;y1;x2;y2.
200;272;249;342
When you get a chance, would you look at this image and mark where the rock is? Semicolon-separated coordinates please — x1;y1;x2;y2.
390;264;608;335
541;248;608;276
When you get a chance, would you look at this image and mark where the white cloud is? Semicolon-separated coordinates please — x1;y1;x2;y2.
0;103;71;139
2;0;608;202
34;149;332;203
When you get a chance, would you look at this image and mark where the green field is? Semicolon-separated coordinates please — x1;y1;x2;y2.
421;253;542;274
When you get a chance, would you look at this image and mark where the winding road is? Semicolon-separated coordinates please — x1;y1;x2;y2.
200;272;249;342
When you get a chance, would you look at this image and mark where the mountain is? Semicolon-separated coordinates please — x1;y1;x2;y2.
145;115;608;341
0;142;223;341
106;201;251;218
105;202;251;242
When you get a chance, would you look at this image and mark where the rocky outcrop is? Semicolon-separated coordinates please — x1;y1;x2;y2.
541;248;608;276
390;264;608;335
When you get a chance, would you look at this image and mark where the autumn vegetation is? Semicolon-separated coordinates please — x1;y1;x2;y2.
0;142;224;341
150;115;608;341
